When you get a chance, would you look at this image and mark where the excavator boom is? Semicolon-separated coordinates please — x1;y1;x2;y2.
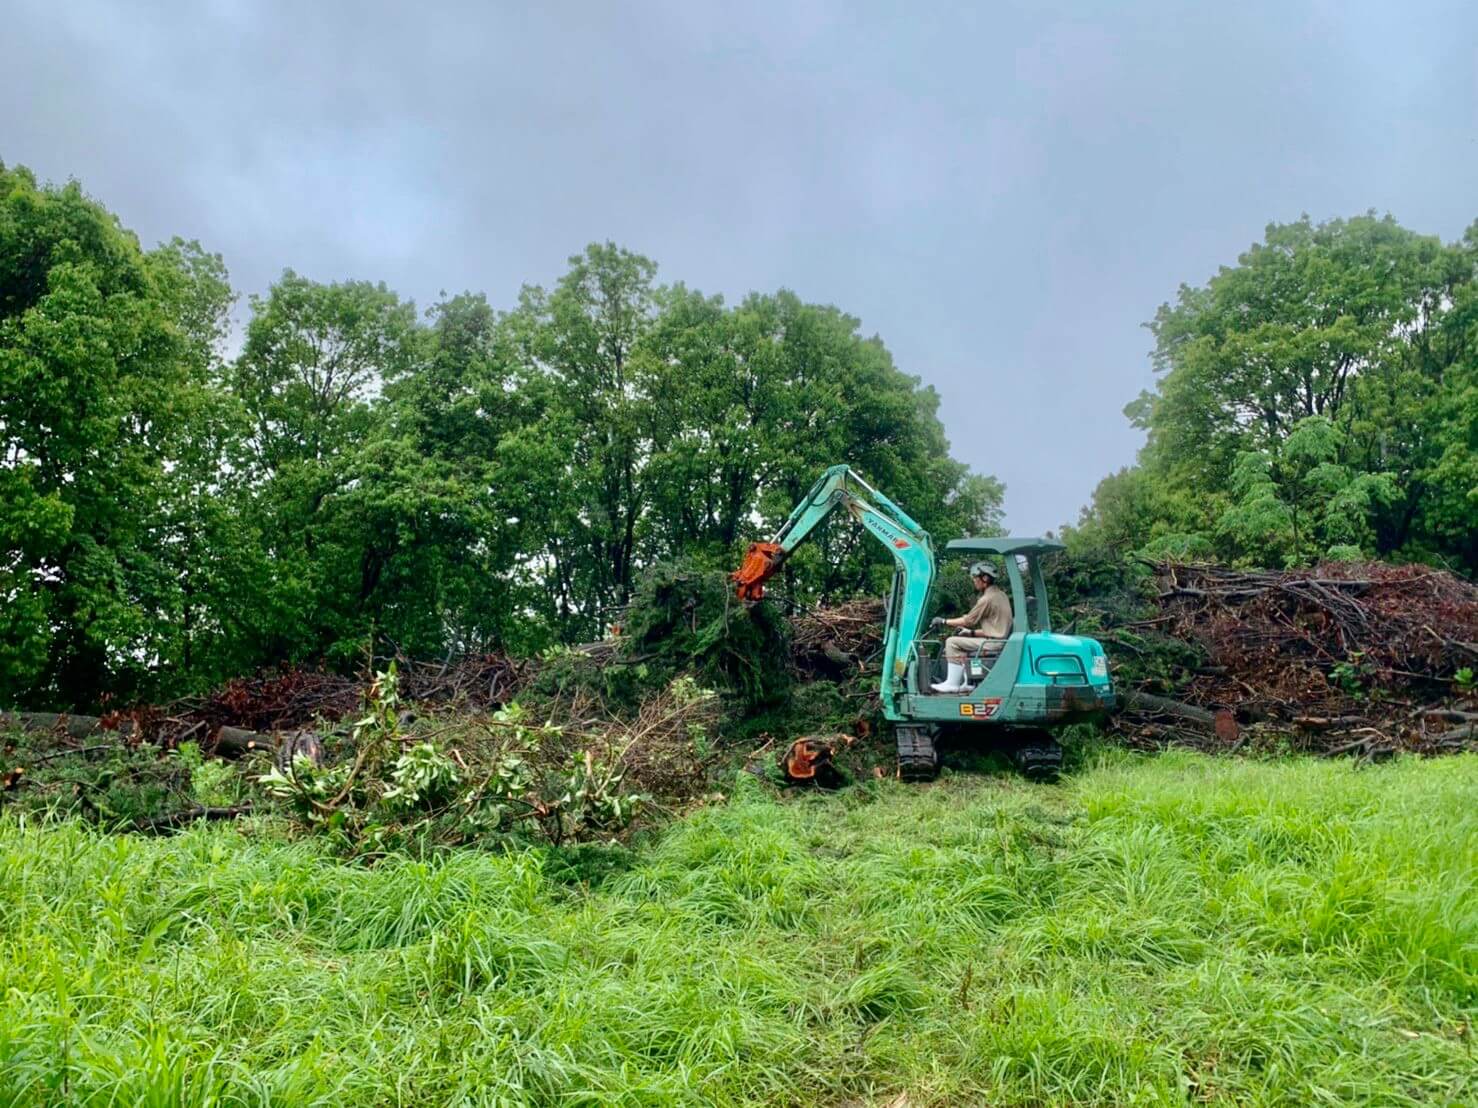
730;465;936;719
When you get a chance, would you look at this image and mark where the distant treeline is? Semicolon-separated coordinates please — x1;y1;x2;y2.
1066;214;1478;576
0;162;1001;709
3;163;1474;710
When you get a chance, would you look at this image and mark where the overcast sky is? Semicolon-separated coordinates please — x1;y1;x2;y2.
4;0;1475;533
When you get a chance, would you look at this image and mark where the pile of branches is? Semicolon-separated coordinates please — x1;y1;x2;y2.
4;664;719;843
528;679;722;806
258;672;722;855
2;653;532;775
789;598;884;677
174;653;530;733
1113;561;1478;757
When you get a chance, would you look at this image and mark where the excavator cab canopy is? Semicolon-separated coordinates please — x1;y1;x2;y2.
944;537;1064;556
942;537;1062;634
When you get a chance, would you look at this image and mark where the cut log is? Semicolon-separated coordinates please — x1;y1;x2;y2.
1291;715;1370;731
210;726;278;757
1428;722;1476;746
1120;690;1219;727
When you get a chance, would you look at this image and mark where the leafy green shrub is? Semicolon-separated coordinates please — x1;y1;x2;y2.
619;560;792;709
173;741;241;808
259;666;668;857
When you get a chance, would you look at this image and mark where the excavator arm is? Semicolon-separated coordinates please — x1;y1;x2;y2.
732;465;931;598
731;465;937;717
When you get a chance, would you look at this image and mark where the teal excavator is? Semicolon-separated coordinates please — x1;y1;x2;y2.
732;465;1115;780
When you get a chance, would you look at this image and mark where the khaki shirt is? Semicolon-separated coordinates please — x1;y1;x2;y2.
960;585;1012;639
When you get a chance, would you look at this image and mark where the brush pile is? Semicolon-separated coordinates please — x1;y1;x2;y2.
789;598;885;676
0;654;536;828
618;563;793;708
1111;561;1478;756
173;653;531;734
254;672;723;855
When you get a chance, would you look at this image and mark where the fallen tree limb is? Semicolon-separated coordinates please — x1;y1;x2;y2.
1;710;316;763
135;804;255;833
0;711;135;739
1422;708;1478;724
1292;715;1370;731
1428;722;1476;746
1120;690;1218;726
1324;735;1376;758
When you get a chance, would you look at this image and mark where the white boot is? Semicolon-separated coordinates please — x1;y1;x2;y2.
930;662;965;693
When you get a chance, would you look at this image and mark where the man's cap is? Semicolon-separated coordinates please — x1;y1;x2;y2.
969;560;998;580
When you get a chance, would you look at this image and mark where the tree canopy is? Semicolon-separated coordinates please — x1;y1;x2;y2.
0;170;1001;709
1069;214;1477;572
6;166;1473;713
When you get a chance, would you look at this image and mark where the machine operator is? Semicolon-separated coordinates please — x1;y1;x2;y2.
928;560;1011;693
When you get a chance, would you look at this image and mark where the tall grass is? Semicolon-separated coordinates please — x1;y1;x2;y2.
1;750;1473;1105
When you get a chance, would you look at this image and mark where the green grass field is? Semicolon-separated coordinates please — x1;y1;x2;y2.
1;748;1474;1106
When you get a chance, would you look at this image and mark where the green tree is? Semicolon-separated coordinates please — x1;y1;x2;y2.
1073;214;1477;572
0;164;236;706
503;254;1005;636
231;272;424;665
136;238;265;686
371;292;540;655
499;243;660;636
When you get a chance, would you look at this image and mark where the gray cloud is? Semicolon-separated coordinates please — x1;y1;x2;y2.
5;0;1475;533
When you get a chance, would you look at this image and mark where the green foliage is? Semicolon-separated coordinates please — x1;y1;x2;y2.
0;727;224;828
173;741;239;808
1330;655;1368;698
1213;417;1402;566
499;249;1004;637
620;560;792;710
0;752;1473;1104
0;163;236;707
258;669;655;856
1070;214;1478;574
2;166;1003;708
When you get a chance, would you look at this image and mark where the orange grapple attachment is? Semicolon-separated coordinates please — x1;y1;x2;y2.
731;541;784;600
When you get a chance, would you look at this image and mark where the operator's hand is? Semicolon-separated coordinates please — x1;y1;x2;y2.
929;616;947;629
